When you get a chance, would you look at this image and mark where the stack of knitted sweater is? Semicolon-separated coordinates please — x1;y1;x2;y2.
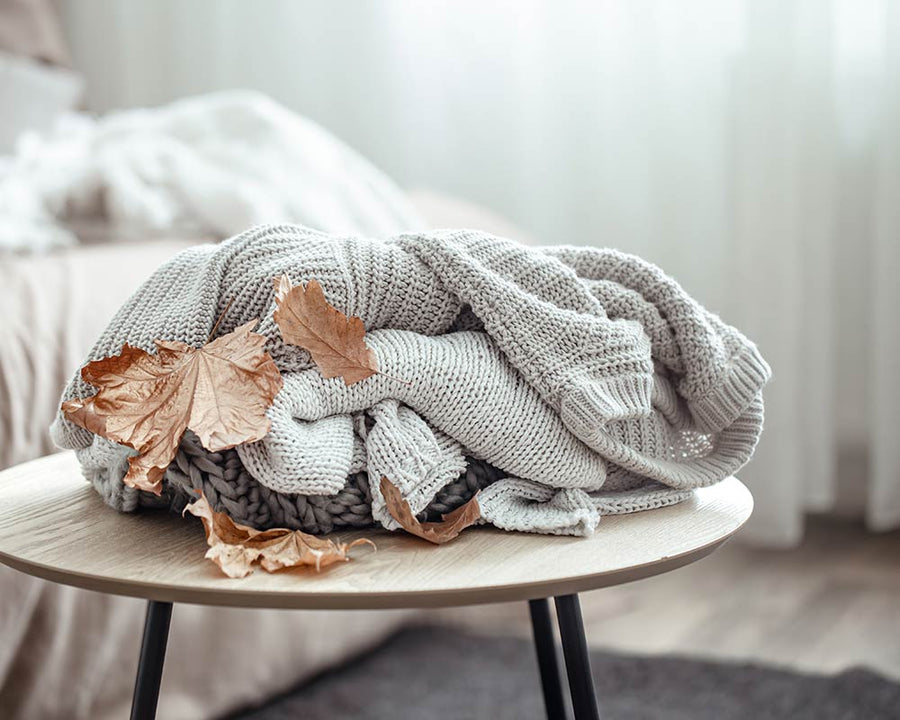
50;225;770;537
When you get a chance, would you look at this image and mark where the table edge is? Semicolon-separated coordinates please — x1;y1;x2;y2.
0;501;750;609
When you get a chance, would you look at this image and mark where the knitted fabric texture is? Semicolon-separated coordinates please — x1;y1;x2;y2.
50;225;771;536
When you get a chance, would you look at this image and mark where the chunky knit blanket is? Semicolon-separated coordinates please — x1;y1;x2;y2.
51;225;770;536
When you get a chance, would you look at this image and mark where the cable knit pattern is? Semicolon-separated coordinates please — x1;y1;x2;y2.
51;225;770;536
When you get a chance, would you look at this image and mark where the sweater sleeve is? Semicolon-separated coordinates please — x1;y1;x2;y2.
241;329;609;493
399;231;655;427
546;246;771;433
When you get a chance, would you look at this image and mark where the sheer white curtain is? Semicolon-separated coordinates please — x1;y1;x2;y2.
60;0;900;545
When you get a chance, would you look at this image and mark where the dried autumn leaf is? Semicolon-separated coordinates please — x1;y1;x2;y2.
380;476;481;544
184;492;374;578
273;274;379;385
62;320;282;495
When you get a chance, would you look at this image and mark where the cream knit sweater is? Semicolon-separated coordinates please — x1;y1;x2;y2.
51;225;770;536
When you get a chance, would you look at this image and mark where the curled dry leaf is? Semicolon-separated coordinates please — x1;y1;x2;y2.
62;320;282;495
273;274;380;385
184;492;375;579
380;476;481;545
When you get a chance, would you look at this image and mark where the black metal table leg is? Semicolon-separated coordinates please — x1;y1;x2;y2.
130;600;173;720
529;598;568;719
555;594;600;720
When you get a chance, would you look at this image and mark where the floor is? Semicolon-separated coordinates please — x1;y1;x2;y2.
434;517;900;680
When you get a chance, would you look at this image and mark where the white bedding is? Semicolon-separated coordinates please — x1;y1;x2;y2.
0;90;424;252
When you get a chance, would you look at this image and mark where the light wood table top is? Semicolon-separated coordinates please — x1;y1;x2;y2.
0;452;752;610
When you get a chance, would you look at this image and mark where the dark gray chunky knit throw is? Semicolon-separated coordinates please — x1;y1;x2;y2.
165;431;504;533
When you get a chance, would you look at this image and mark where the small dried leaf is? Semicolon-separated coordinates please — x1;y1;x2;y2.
273;275;378;385
184;492;374;578
380;476;481;544
62;320;282;495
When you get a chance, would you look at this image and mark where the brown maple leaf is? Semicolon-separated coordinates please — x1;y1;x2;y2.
184;492;375;578
380;476;481;544
273;274;385;385
62;320;282;495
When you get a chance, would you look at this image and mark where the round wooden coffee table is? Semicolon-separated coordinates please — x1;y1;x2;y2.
0;452;752;720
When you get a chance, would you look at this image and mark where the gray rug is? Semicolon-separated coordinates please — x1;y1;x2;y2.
229;626;900;720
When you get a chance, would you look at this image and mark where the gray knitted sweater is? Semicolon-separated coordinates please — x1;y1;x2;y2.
50;225;770;536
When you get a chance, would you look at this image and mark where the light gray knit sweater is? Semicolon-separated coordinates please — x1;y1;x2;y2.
51;225;770;536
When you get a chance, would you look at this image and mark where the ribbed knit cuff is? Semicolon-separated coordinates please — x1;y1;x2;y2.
559;372;654;442
50;412;93;451
690;343;771;433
